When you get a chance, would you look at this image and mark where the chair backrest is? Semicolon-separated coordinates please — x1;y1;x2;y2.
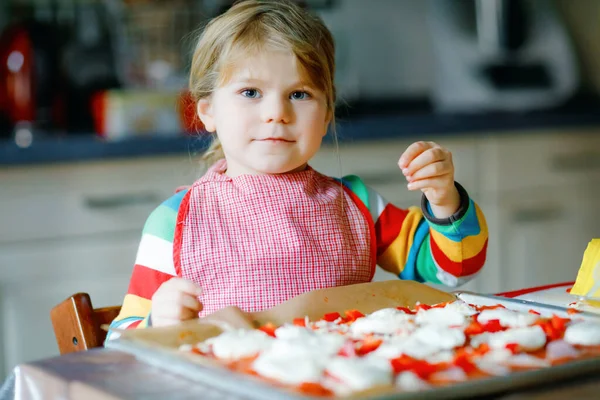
50;292;121;355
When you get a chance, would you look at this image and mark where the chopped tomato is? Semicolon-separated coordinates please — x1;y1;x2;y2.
473;343;491;356
534;319;563;341
464;319;503;336
464;321;484;336
356;337;382;356
293;318;306;327
390;355;444;379
477;304;506;311
453;353;478;374
567;308;582;315
344;309;365;322
298;382;333;397
258;322;277;337
322;312;342;322
482;319;504;333
505;343;520;354
432;301;451;309
415;303;432;312
396;306;415;314
550;315;569;332
528;310;541;315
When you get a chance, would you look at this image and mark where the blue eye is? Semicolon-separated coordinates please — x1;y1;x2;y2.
290;91;310;100
241;89;260;98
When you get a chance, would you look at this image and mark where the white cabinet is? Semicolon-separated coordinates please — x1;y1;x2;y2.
477;128;600;293
0;156;198;379
493;184;600;292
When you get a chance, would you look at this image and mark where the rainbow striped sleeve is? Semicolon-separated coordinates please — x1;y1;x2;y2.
107;189;187;339
342;175;488;287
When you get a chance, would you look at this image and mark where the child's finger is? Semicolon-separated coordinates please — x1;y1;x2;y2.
407;161;450;182
169;278;204;296
179;292;203;312
402;147;446;177
398;141;432;169
406;176;450;191
178;306;202;320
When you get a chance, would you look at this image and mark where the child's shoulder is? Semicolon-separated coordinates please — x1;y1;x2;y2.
142;188;190;238
329;174;370;210
160;187;190;212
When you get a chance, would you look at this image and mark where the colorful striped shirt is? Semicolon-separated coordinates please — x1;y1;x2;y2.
108;175;487;337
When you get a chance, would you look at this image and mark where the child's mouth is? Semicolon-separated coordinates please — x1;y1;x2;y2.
259;138;294;143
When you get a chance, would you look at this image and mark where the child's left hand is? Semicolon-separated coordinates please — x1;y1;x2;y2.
398;141;460;219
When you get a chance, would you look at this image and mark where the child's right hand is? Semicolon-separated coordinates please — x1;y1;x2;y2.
151;278;203;327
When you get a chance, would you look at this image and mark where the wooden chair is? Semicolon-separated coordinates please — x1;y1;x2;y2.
50;292;121;355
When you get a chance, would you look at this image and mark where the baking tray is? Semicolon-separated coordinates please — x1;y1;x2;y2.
106;287;600;400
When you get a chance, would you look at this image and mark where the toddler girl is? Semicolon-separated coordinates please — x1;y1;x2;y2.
110;0;488;332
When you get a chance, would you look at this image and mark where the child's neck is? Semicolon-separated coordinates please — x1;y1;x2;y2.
223;161;309;177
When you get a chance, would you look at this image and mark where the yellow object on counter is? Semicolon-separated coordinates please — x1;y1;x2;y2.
571;239;600;306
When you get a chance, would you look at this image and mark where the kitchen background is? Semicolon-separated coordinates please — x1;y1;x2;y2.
1;0;600;381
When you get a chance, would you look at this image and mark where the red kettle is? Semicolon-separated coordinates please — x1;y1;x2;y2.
0;20;64;133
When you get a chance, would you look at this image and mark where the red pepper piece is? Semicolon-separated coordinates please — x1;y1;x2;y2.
344;309;365;322
356;337;382;356
481;319;504;333
258;322;277;337
535;319;562;341
505;343;520;354
464;321;484;336
432;301;451;309
322;312;341;322
473;343;491;356
550;315;569;332
391;355;443;379
453;353;478;374
478;304;506;311
298;382;333;396
293;318;306;327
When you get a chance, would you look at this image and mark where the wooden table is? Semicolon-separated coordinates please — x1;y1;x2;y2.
2;348;600;400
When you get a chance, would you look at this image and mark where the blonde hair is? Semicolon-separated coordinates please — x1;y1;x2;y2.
188;0;336;165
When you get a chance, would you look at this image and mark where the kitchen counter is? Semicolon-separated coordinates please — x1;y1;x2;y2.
3;108;600;166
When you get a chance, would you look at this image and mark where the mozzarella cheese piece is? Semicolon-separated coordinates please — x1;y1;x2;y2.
416;307;467;327
443;300;479;317
474;326;547;351
372;326;465;360
395;371;430;391
350;308;415;336
326;356;393;390
207;329;274;359
252;350;328;384
414;325;466;350
477;309;538;328
564;321;600;346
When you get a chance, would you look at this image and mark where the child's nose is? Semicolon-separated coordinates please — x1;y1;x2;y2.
261;97;291;124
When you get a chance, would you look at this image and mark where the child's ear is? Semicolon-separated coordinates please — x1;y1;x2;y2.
323;109;333;136
196;99;216;132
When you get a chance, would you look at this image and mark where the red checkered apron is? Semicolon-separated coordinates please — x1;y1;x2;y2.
174;160;376;316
